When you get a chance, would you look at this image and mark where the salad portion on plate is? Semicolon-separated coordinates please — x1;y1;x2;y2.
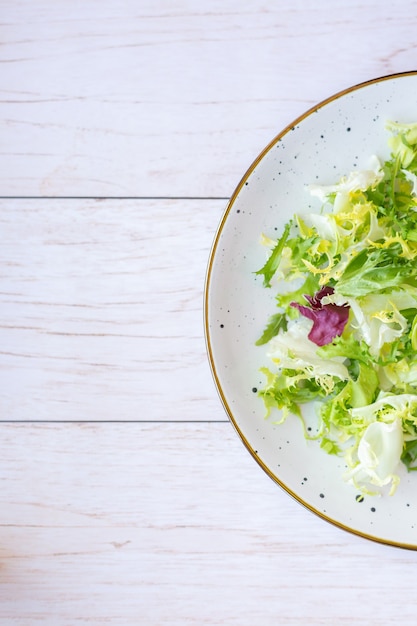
256;120;417;496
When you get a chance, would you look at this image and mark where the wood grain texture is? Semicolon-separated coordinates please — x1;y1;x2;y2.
0;197;224;421
1;422;416;626
1;0;417;197
3;2;417;624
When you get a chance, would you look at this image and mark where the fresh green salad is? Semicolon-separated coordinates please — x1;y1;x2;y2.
255;121;417;496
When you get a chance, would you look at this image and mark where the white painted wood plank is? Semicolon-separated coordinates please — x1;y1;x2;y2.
0;198;223;421
2;0;417;196
1;422;416;625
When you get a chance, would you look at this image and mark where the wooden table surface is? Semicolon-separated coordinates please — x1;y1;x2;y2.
2;1;417;624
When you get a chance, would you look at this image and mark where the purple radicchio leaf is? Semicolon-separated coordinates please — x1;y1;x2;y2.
290;286;349;347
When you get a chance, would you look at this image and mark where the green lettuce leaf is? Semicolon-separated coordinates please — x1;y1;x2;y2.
255;221;292;288
255;313;287;346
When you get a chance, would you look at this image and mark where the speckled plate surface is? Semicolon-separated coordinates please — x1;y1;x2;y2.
204;71;417;549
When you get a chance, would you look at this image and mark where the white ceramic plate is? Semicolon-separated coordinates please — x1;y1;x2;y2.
205;71;417;549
